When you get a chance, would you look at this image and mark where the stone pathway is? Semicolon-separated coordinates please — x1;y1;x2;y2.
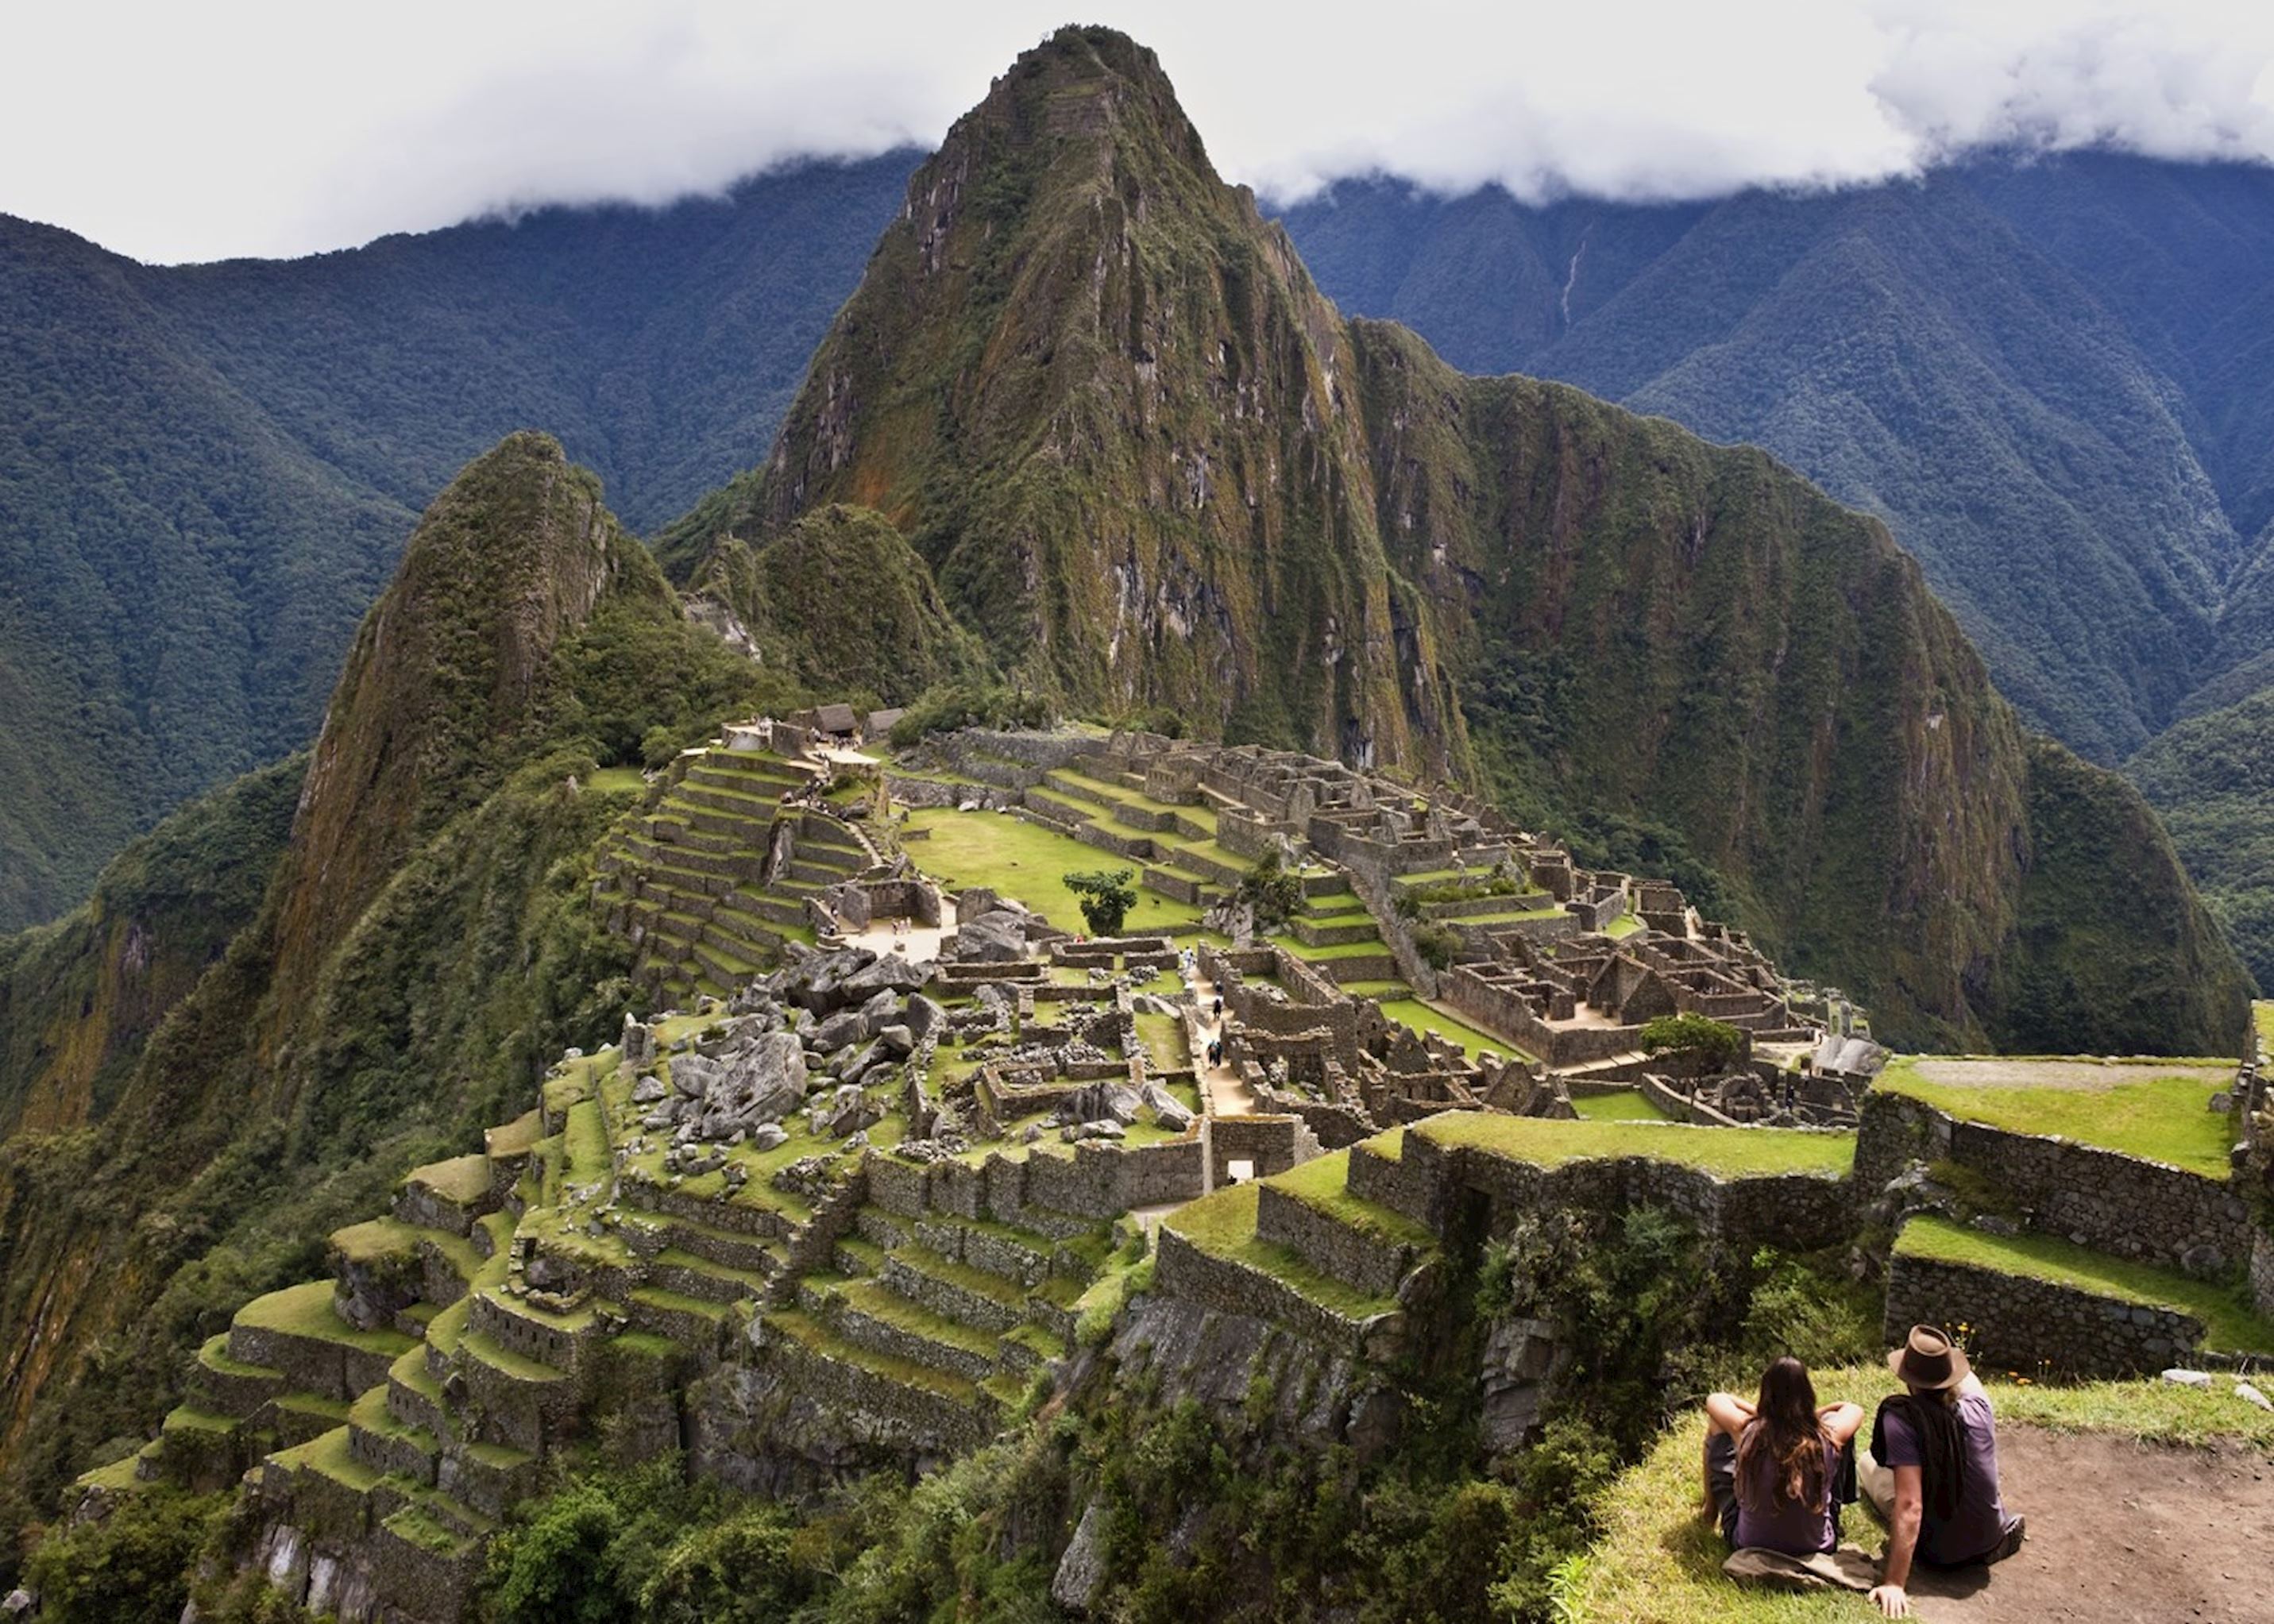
1185;974;1257;1119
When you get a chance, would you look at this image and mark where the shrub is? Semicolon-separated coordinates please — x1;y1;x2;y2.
1638;1013;1743;1070
887;681;1051;747
1234;853;1306;932
1412;922;1461;970
22;1485;225;1624
1064;869;1137;935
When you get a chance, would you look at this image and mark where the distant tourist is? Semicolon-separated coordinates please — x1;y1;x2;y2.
1862;1325;2025;1618
1212;995;1223;1021
1701;1357;1864;1560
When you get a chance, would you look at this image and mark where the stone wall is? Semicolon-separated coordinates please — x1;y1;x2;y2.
1882;1252;2206;1379
1153;1225;1396;1360
1856;1092;2252;1278
1255;1184;1419;1296
1203;1113;1320;1184
1390;1128;1853;1256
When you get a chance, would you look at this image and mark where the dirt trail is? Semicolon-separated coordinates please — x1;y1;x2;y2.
1908;1427;2274;1622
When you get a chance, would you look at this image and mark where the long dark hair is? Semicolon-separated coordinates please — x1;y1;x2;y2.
1894;1384;1969;1520
1735;1357;1829;1511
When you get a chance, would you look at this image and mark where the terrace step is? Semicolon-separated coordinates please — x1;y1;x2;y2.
815;1278;1002;1383
651;1247;771;1306
878;1244;1029;1333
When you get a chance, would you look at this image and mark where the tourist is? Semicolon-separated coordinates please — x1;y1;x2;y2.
1212;995;1223;1021
1861;1325;2025;1618
1700;1357;1864;1560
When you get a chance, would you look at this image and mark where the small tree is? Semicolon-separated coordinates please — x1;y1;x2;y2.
1639;1012;1744;1071
1235;852;1307;932
1064;868;1137;935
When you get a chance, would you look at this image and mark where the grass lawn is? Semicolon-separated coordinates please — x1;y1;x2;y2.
586;766;647;794
2257;999;2274;1051
1573;1364;2274;1623
1269;935;1391;962
1134;1012;1187;1071
1604;910;1645;939
1412;1113;1855;1178
1894;1215;2274;1353
235;1280;415;1355
1874;1059;2237;1178
1571;1088;1676;1123
903;808;1205;934
1376;998;1515;1062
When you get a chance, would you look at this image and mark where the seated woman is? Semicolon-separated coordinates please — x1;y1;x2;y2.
1700;1356;1867;1557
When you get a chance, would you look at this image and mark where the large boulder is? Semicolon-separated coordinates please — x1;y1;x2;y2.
843;952;930;999
693;1032;808;1140
952;909;1028;962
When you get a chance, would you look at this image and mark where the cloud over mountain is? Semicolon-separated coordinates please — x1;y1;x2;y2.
5;2;2272;261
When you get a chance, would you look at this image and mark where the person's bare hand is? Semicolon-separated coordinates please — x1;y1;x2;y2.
1869;1583;1911;1618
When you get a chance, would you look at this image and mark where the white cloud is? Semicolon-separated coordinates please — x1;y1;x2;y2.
3;0;2272;263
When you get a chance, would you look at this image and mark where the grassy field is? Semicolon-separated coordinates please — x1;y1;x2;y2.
1376;998;1515;1061
1571;1088;1677;1123
902;808;1205;934
1895;1215;2274;1353
1413;1114;1855;1178
1875;1059;2237;1178
1572;1364;2274;1622
1266;1151;1434;1247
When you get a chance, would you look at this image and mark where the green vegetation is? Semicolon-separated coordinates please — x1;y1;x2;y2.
885;681;1053;748
1064;868;1137;936
1875;1058;2237;1177
1377;999;1514;1063
1415;1114;1856;1178
901;809;1203;934
1234;852;1307;932
1894;1215;2274;1352
1639;1013;1744;1070
1570;1089;1676;1122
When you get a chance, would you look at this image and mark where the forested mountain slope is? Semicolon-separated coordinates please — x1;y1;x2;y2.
0;157;911;932
0;434;790;1541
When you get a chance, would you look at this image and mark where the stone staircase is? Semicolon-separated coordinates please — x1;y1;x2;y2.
596;748;871;1005
747;1179;1115;1454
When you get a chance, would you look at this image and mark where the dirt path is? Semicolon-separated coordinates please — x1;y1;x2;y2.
1906;1427;2274;1621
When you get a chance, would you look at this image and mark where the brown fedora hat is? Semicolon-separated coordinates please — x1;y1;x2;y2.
1887;1324;1971;1390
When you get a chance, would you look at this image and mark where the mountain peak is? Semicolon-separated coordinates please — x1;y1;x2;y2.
956;25;1211;176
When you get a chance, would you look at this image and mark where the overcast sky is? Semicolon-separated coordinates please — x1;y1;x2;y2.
6;0;2274;264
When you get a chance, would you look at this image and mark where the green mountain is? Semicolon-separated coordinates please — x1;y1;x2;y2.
1278;159;2274;986
0;433;795;1537
664;27;2245;1051
0;158;911;934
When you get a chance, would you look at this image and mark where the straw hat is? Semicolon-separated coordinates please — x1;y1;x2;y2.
1887;1324;1971;1390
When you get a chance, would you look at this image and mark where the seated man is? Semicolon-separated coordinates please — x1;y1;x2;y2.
1700;1356;1865;1557
1862;1325;2027;1618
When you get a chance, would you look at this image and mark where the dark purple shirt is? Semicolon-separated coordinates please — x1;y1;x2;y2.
1881;1391;2018;1565
1733;1431;1840;1555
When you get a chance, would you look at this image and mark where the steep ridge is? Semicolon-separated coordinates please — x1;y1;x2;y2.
662;29;1472;778
0;435;788;1532
684;503;989;699
666;26;2245;1051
